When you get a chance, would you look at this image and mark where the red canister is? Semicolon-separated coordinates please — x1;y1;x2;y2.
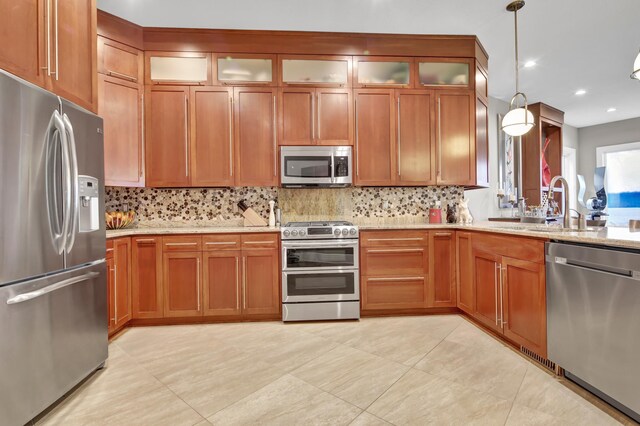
429;208;442;224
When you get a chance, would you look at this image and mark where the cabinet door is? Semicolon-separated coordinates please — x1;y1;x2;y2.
241;249;280;316
202;250;242;316
98;75;144;187
502;257;547;357
436;91;474;185
473;249;502;333
48;0;97;111
190;87;234;186
113;238;131;327
456;232;474;314
279;88;314;146
362;276;427;310
0;0;44;86
396;90;435;185
316;88;352;146
98;36;143;83
145;86;190;187
428;231;456;307
106;256;116;332
234;87;278;186
163;252;202;317
354;89;395;186
131;237;163;319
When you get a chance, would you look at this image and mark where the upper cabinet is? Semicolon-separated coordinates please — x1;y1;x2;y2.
98;36;143;83
280;55;352;87
353;57;412;88
145;52;213;85
0;0;97;112
416;58;472;88
216;54;276;86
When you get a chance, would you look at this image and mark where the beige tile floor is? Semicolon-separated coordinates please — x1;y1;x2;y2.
38;315;630;426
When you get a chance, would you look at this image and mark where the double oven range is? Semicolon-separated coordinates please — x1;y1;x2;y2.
281;221;360;321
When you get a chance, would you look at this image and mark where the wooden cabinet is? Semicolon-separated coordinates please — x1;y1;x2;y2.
456;231;474;314
131;236;164;319
98;36;143;83
435;91;475;185
234;87;278;187
354;89;395;185
240;234;280;316
190;87;234;187
472;248;502;333
145;51;212;85
106;237;131;335
396;91;435;185
279;88;352;146
98;75;144;187
428;231;456;307
360;230;429;311
0;0;97;111
163;251;202;317
145;86;190;187
202;250;242;316
280;55;352;87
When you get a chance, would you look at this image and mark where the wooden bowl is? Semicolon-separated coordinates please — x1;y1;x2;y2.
105;211;136;230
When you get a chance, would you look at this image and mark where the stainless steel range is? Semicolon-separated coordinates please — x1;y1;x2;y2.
281;221;360;321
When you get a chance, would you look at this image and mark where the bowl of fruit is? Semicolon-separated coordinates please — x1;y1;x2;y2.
105;210;136;230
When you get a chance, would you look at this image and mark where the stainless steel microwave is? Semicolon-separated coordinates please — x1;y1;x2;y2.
280;146;352;187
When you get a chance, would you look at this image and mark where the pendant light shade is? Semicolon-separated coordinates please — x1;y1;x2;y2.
501;0;535;137
632;50;640;80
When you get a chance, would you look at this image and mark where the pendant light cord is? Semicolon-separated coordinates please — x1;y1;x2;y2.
514;7;519;95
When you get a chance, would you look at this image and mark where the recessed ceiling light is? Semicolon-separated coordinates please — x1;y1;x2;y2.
575;89;587;95
524;60;536;68
607;107;617;112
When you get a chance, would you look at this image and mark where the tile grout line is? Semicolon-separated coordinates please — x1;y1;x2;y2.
501;364;530;426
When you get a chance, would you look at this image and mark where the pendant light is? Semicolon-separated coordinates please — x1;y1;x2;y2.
501;0;535;137
631;50;640;80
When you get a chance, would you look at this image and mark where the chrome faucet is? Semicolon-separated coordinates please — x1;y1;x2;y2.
548;175;571;228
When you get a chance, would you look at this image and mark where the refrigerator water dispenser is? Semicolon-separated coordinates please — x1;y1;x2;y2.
78;175;100;232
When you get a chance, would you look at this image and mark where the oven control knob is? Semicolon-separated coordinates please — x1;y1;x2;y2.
333;229;341;236
283;230;291;237
349;228;357;235
299;230;306;236
291;230;299;237
341;228;349;236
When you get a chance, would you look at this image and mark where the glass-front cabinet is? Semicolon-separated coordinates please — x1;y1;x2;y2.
146;52;212;85
216;54;275;85
417;58;471;87
354;57;412;87
280;55;351;87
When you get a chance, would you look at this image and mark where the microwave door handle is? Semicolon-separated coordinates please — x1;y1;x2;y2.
330;154;335;184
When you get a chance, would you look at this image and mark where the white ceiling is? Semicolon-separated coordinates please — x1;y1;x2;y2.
97;0;640;128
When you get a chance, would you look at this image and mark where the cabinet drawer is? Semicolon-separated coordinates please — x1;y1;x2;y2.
162;236;202;252
241;233;279;249
363;276;427;310
203;234;241;251
472;232;545;263
361;247;428;276
360;230;428;248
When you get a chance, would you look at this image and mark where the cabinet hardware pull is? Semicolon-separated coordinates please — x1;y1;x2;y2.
140;92;145;178
243;241;275;245
434;232;452;236
165;242;198;246
437;97;442;180
495;263;500;326
53;0;59;79
229;96;234;177
500;266;506;327
311;91;315;142
106;248;114;253
368;249;423;253
236;256;240;310
368;276;424;282
355;98;359;176
397;96;401;177
205;241;237;245
107;70;137;82
113;265;117;322
317;92;321;140
273;95;277;177
42;0;51;75
184;95;189;177
242;257;247;309
367;237;424;242
136;238;154;243
196;257;200;311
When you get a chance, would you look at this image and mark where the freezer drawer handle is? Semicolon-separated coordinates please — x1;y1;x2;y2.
7;272;100;305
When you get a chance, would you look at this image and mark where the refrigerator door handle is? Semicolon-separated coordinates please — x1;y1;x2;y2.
62;113;79;253
45;110;70;255
6;272;100;305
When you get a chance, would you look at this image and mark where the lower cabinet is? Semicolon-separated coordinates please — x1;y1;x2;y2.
131;236;164;319
202;250;242;316
429;231;456;307
163;251;203;317
106;237;131;335
462;232;547;357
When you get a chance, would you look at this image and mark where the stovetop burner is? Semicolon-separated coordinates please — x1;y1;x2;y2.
283;221;353;227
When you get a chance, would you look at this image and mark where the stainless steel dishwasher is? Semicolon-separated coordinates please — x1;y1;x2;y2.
546;241;640;422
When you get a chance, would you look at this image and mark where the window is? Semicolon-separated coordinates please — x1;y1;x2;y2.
597;141;640;226
562;147;577;212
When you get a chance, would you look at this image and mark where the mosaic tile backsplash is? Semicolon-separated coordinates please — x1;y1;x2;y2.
105;186;464;226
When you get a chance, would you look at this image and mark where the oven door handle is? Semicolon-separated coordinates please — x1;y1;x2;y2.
282;241;359;248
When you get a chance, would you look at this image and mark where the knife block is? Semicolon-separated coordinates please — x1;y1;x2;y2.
242;208;268;227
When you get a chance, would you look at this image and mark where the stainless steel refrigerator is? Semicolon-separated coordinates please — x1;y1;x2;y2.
0;70;107;425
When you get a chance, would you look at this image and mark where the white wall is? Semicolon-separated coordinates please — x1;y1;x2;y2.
577;116;640;195
464;97;509;221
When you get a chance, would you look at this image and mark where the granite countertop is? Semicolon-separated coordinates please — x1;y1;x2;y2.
106;220;640;250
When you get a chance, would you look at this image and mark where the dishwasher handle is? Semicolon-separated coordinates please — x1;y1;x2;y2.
550;255;640;281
